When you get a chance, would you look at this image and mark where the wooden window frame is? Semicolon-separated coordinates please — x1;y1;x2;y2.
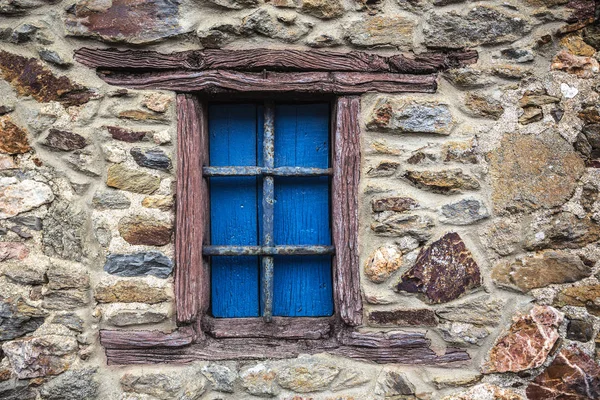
77;47;476;366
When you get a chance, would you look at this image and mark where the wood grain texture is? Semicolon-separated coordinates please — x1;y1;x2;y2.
100;326;196;349
75;47;478;74
203;316;332;340
332;97;363;327
102;330;470;365
175;95;209;324
96;70;437;94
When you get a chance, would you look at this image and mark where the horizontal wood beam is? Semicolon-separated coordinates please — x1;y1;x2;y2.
202;316;333;340
100;326;196;349
75;47;478;74
96;69;437;94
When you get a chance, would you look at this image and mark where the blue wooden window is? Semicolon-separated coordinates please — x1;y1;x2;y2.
206;102;334;320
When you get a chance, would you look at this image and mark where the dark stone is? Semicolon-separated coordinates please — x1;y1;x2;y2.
526;345;600;399
0;50;93;107
551;107;564;122
0;380;36;400
368;309;437;326
64;0;185;44
104;251;174;278
375;369;415;397
8;24;38;43
0;104;14;115
38;50;71;67
397;232;481;304
566;319;594;342
107;126;147;142
0;297;46;341
9;225;32;239
40;367;99;400
372;197;419;212
44;129;87;151
8;216;43;231
130;148;172;171
500;48;534;63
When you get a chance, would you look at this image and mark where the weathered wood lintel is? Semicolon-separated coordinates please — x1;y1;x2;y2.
100;328;470;366
96;69;437;94
75;47;478;74
202;316;333;340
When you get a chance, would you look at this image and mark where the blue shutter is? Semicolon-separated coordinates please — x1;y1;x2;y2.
209;103;333;318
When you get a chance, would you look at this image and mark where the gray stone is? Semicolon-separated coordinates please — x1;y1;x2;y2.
523;212;600;251
0;297;46;341
330;369;370;391
444;68;494;89
2;259;48;285
0;177;54;219
38;49;72;67
8;215;43;231
0;380;36;400
371;212;435;243
375;368;415;397
42;290;89;310
103;303;169;327
130;148;172;171
64;0;185;44
8;225;32;239
121;367;206;400
40;367;99;400
241;9;313;43
201;364;237;393
344;15;415;49
439;322;490;345
92;190;131;210
440;198;490;225
65;149;103;177
104;251;173;278
49;313;84;332
47;262;89;290
277;362;340;392
8;23;38;43
2;335;78;379
367;97;454;135
43;200;86;261
207;0;259;9
0;0;59;15
501;48;535;63
436;296;504;326
424;6;532;48
241;364;279;397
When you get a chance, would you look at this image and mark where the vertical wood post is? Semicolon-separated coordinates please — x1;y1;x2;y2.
175;94;209;324
332;96;363;326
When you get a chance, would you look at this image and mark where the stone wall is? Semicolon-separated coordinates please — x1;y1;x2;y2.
0;0;599;399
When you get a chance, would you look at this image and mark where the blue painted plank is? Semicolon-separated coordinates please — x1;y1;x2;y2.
272;104;333;317
209;104;260;318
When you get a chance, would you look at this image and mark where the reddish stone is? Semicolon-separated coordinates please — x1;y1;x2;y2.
0;50;93;107
526;345;600;400
64;0;184;44
483;306;563;373
107;126;148;142
372;197;419;212
368;309;437;327
0;242;29;262
44;129;87;151
397;232;481;304
118;215;172;246
0;116;30;155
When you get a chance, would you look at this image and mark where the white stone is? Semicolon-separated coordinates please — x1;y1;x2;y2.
0;177;54;219
560;83;578;99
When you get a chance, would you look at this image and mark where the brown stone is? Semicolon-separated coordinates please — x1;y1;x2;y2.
64;0;184;44
443;140;477;164
554;284;600;316
118;215;172;246
441;383;524;400
94;279;170;303
118;110;167;122
551;50;599;78
371;197;419;213
578;106;600;124
524;212;600;250
43;129;87;151
366;161;399;177
404;169;480;194
397;232;481;304
519;91;561;108
492;250;592;292
301;0;344;19
141;195;174;211
483;305;563;373
0;116;30;155
526;345;600;399
0;50;93;107
561;33;597;56
488;133;585;213
519;106;543;125
106;164;160;194
344;15;414;49
107;126;148;142
364;246;402;283
464;93;504;120
367;308;437;327
142;93;172;113
0;242;29;261
370;213;434;242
